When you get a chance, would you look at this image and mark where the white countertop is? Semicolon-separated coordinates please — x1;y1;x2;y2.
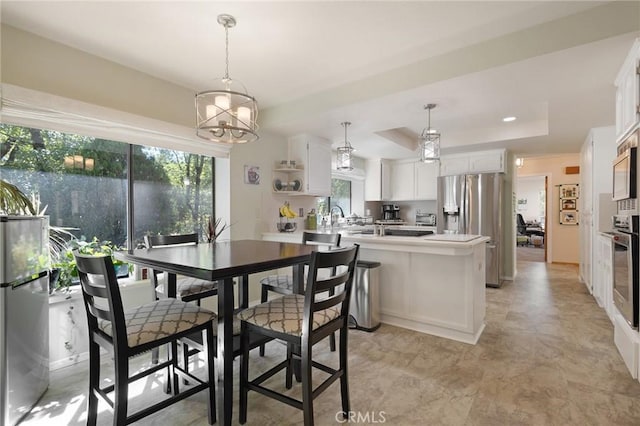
262;230;489;256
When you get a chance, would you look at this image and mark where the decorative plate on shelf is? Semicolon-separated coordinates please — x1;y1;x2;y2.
291;179;302;191
273;179;283;191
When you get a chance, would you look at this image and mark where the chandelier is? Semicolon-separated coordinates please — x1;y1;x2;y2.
195;14;258;144
419;104;440;163
336;122;354;171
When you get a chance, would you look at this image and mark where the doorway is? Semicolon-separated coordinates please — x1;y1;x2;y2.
516;175;548;262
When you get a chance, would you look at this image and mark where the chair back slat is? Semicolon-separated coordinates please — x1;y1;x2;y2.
312;292;347;312
145;233;198;248
303;245;359;336
145;233;201;291
74;252;129;349
302;232;341;248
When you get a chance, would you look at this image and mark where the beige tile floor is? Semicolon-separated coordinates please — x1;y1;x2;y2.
23;259;640;425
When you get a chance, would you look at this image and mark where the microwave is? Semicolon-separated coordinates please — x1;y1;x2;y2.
613;147;637;201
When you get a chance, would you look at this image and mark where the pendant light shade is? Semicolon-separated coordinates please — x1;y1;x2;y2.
336;122;354;171
196;14;259;144
419;104;440;163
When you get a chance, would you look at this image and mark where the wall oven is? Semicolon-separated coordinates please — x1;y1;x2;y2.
615;129;639;214
612;215;639;329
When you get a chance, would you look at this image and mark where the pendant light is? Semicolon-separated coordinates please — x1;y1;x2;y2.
419;104;440;163
336;121;354;171
195;14;259;144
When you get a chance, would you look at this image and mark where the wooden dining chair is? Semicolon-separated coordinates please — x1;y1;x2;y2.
144;233;220;304
258;231;341;355
239;244;359;426
73;251;217;425
145;233;222;368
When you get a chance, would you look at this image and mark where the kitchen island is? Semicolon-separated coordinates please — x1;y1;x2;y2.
262;231;488;344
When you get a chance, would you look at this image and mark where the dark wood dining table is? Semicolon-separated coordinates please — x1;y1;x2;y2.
115;239;317;426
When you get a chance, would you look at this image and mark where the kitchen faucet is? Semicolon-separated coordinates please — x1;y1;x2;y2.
330;205;344;228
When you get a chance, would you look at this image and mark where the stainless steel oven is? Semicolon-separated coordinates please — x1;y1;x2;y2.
612;215;639;329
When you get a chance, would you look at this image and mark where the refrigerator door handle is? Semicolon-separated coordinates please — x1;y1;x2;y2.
4;271;48;290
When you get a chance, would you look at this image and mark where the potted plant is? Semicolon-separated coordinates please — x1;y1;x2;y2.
52;237;130;292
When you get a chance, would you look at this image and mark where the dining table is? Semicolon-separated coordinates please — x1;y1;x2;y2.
115;239;317;426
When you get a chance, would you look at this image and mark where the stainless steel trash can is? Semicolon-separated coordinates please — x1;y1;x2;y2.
349;260;381;331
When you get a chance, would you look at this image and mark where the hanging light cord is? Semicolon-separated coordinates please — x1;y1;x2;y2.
342;122;352;148
223;22;230;82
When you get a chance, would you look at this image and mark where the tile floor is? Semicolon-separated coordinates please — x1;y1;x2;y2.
22;259;640;425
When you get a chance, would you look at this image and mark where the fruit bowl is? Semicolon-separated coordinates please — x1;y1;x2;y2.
277;222;297;233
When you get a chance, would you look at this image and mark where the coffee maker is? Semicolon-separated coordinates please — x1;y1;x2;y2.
381;204;400;221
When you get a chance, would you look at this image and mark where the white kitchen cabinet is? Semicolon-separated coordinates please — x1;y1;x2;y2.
439;149;505;176
288;134;332;196
468;150;505;173
579;126;616;296
390;161;415;201
595;233;614;324
615;39;640;142
364;159;391;201
414;162;438;200
439;155;469;176
384;160;438;201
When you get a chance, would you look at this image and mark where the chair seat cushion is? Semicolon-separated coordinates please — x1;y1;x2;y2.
238;294;340;337
259;275;293;291
157;277;219;299
98;299;217;348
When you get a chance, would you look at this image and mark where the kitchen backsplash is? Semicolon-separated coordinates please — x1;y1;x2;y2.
364;200;437;224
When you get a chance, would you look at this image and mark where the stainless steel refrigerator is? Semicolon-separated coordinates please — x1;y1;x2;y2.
0;216;49;425
436;174;503;287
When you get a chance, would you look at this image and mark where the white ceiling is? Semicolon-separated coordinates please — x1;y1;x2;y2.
2;1;638;160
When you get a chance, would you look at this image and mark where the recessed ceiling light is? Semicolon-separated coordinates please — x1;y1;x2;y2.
502;116;517;122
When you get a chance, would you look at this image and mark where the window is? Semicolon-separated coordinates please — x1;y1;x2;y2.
317;178;351;219
1;123;214;266
133;147;213;245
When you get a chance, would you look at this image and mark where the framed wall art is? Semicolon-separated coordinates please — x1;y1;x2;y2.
244;165;260;185
558;183;579;225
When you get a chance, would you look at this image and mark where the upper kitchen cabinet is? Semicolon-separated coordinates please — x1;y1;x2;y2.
439;149;506;176
415;162;438;200
364;159;391;201
615;39;640;143
288;134;332;196
382;159;437;201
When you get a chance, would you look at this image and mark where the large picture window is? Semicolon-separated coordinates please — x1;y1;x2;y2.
0;123;214;251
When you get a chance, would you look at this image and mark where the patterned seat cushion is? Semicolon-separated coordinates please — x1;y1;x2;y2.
157;277;219;299
98;298;217;348
259;275;293;291
238;294;340;337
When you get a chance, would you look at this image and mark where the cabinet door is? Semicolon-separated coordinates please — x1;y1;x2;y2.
620;61;639;139
616;45;640;141
390;162;414;201
306;140;331;196
439;156;469;176
468;150;504;173
365;159;383;201
415;162;437;200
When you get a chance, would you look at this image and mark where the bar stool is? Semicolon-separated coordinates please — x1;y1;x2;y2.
239;245;359;426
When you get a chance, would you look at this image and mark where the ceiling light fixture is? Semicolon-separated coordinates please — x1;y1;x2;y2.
195;14;258;144
419;104;440;163
503;116;517;122
336;122;354;171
